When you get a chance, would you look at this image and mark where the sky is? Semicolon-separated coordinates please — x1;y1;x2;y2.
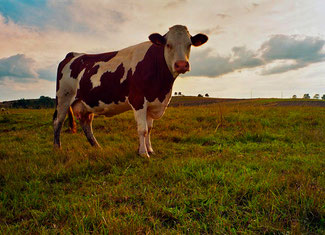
0;0;325;101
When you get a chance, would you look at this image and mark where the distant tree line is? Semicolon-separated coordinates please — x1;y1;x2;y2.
1;96;55;109
292;94;325;100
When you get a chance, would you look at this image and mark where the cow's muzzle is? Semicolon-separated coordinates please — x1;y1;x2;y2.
174;60;189;74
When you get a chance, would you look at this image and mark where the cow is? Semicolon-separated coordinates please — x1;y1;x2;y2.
53;25;208;158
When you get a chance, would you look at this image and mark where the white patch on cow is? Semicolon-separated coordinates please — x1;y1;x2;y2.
90;42;152;88
147;89;173;119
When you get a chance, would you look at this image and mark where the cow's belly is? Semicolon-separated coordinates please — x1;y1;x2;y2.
74;99;132;117
94;100;132;117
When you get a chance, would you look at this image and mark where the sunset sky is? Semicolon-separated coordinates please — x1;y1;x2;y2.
0;0;325;101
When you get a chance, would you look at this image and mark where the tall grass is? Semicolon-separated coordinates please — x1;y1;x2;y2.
0;101;324;233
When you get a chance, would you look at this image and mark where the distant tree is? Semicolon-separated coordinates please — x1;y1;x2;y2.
198;94;203;97
313;94;320;99
15;99;27;108
322;94;325;100
39;96;54;108
178;92;182;96
205;93;209;97
174;92;178;96
303;94;310;99
292;95;297;99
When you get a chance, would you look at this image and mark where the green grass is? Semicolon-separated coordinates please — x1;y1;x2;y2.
0;100;324;234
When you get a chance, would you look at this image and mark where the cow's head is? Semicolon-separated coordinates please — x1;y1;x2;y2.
149;25;208;77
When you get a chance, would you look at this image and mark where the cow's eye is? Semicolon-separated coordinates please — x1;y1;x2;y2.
166;44;172;49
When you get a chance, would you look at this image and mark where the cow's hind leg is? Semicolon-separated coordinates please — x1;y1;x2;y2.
80;113;100;147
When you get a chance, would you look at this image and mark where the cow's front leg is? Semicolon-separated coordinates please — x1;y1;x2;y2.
133;106;150;158
146;117;154;154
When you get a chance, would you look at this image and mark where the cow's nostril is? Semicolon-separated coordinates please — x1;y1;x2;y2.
174;60;189;73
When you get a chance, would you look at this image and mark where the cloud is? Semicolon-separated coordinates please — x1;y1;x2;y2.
0;54;56;82
261;35;325;62
187;34;325;77
0;54;38;80
260;35;325;75
0;77;55;101
188;46;263;77
164;0;188;8
260;60;306;75
216;13;229;18
200;26;223;35
61;1;127;33
231;46;264;68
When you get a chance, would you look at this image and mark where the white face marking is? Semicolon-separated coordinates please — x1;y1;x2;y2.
90;42;152;88
164;25;192;77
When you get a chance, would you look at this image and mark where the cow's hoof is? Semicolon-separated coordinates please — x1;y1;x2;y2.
53;144;61;150
148;150;155;156
139;152;150;158
65;128;77;134
92;143;102;148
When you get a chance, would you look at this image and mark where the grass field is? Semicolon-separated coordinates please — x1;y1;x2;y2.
0;98;324;234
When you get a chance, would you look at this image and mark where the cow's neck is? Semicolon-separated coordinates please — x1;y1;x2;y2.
131;44;176;104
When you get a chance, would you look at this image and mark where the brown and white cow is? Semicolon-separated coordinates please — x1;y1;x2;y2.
53;25;208;158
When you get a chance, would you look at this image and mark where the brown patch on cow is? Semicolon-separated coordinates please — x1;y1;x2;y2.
56;52;75;92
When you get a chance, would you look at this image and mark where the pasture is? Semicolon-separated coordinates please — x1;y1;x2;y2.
0;98;324;234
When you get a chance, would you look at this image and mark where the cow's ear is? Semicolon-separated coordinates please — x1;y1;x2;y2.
149;33;166;46
191;33;208;47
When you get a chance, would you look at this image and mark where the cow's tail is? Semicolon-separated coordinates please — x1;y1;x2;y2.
67;106;77;133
